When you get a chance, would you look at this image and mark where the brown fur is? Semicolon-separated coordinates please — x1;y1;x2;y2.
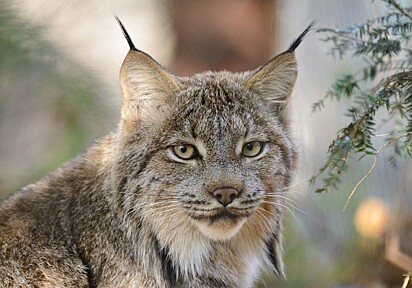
0;23;310;287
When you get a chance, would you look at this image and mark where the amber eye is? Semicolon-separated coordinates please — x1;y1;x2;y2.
242;141;264;157
172;144;196;160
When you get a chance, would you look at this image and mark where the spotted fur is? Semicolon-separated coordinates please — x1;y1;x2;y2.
0;21;311;287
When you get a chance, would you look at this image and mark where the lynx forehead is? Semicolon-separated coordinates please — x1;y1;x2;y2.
0;18;312;287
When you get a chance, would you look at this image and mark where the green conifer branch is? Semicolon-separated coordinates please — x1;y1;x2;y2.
312;0;412;196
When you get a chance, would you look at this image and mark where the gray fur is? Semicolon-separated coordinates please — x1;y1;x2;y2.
0;25;308;287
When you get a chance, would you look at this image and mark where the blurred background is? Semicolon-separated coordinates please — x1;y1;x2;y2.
0;0;411;287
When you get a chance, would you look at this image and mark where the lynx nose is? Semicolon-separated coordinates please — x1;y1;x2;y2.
212;187;239;206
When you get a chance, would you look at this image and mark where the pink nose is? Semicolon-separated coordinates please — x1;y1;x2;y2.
212;187;239;206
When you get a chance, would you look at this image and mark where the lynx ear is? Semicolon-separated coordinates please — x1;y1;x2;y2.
120;50;180;127
116;17;180;130
245;22;313;120
245;52;298;105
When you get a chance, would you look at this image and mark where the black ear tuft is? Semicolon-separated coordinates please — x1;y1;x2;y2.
115;15;136;51
286;20;316;53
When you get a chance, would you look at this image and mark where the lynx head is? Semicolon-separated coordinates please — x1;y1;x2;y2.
112;18;311;277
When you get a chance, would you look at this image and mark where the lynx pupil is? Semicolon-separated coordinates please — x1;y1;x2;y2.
179;144;187;153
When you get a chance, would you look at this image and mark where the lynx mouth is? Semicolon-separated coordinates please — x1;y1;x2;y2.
189;207;254;240
209;208;239;222
188;207;254;222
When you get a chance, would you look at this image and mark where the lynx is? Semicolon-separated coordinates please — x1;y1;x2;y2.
0;19;311;287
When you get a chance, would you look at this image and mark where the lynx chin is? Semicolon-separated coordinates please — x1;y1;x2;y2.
0;19;313;287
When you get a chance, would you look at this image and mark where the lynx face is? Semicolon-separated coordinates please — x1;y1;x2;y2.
109;20;307;280
151;73;297;241
114;46;297;241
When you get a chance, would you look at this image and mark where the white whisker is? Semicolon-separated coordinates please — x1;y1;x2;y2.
255;206;287;224
261;198;306;215
264;194;300;206
260;200;301;219
254;208;270;225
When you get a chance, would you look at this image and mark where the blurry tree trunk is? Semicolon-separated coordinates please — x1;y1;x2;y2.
167;0;278;76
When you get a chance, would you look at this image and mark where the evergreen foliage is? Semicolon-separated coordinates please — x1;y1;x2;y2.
311;0;412;194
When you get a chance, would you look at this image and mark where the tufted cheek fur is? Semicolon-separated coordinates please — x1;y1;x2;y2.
111;37;302;285
114;62;299;282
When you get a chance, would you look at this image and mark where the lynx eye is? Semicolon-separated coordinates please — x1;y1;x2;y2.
172;144;196;160
242;141;265;157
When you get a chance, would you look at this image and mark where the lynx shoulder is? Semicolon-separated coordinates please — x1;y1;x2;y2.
0;20;312;287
